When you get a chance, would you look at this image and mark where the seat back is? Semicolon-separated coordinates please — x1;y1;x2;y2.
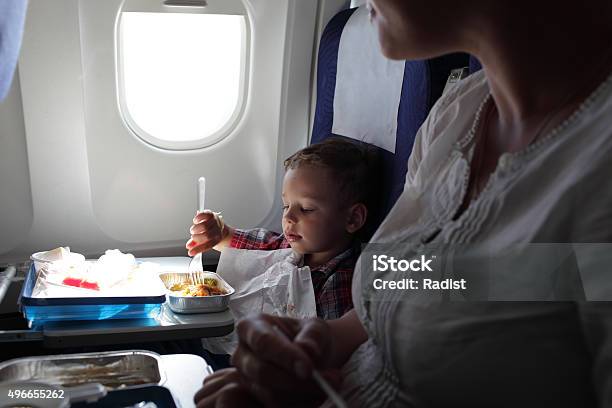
469;56;483;75
312;7;469;229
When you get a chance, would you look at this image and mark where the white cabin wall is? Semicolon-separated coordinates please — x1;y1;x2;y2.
10;0;103;263
257;0;350;230
260;0;319;231
77;0;284;246
0;0;322;263
0;71;33;257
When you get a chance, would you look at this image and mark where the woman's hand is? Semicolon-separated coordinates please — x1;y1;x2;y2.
186;211;232;255
194;314;344;407
194;368;261;408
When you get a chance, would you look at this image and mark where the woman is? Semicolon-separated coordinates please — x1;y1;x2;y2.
194;0;612;406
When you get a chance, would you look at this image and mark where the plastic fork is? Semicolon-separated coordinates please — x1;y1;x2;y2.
188;177;206;273
189;271;204;285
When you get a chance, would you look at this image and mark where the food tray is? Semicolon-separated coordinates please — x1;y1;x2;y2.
19;263;166;324
159;271;234;314
0;350;165;389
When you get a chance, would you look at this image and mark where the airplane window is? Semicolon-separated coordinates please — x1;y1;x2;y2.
118;12;246;150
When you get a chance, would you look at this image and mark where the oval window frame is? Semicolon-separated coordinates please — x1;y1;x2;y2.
115;0;251;151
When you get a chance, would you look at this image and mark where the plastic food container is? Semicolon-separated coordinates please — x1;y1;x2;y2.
0;350;165;389
30;248;85;272
159;271;234;314
19;264;165;324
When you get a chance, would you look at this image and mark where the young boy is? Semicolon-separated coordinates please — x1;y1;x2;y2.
186;137;378;319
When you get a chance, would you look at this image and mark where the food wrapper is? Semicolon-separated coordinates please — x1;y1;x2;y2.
31;246;85;272
31;248;164;298
201;248;316;354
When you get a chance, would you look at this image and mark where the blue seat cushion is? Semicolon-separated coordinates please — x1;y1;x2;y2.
469;56;483;74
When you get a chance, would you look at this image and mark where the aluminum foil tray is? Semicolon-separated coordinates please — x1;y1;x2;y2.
0;350;164;390
159;271;234;314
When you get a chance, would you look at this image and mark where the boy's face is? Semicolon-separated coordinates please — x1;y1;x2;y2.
281;165;353;259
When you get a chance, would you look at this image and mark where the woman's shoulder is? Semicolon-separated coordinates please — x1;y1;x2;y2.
436;69;489;114
419;71;488;149
406;70;489;184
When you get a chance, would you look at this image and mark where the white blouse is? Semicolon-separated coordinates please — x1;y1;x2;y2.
327;69;612;407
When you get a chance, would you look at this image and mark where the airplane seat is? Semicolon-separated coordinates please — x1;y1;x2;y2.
311;6;469;235
469;56;483;74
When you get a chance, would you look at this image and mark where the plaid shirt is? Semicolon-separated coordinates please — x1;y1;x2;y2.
229;228;356;320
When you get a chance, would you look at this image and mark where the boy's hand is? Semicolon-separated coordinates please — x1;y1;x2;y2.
186;211;232;255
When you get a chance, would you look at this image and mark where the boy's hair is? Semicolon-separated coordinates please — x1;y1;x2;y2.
284;136;380;215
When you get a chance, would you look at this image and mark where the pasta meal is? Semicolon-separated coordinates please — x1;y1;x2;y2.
169;278;227;297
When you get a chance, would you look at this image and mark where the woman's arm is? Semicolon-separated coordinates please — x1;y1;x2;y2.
323;309;368;368
194;312;368;406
